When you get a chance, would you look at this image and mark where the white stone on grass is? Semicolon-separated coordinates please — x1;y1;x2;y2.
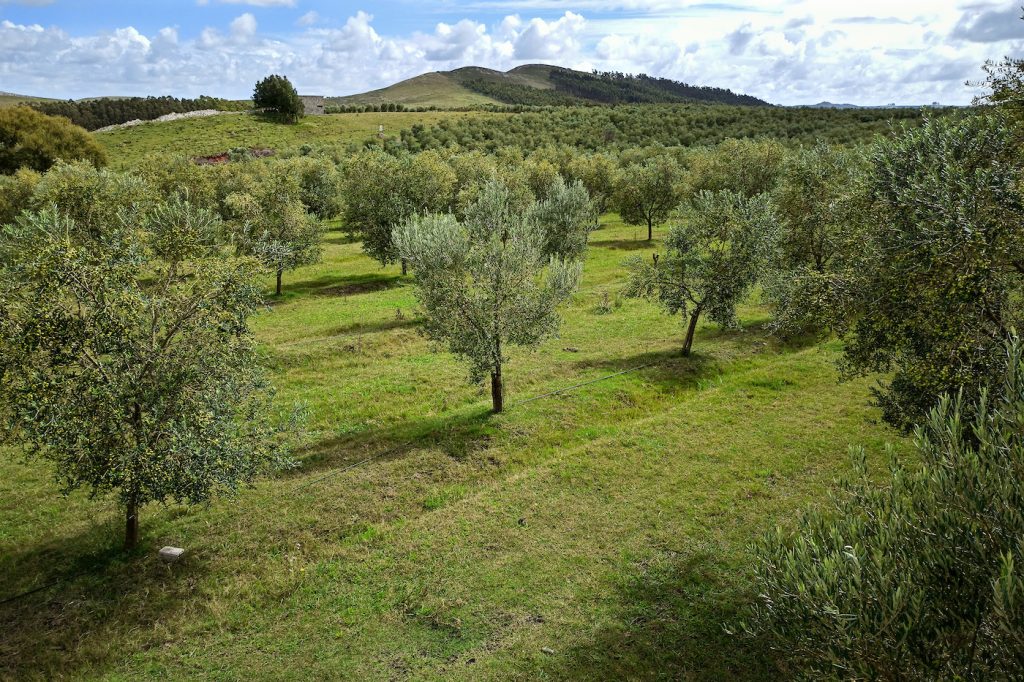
159;546;185;563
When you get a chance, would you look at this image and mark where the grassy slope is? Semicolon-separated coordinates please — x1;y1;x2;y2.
96;111;498;168
0;94;54;107
330;72;501;108
505;64;559;90
0;215;906;679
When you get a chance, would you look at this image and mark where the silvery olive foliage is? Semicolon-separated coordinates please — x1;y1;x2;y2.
745;337;1024;680
394;181;582;412
528;176;598;262
223;162;324;296
614;154;684;240
0;198;294;548
625;190;777;355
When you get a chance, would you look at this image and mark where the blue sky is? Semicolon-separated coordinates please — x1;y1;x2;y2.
0;1;1020;104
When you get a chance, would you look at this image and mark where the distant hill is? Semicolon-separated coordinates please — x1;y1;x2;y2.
0;92;55;107
330;64;770;108
802;101;949;110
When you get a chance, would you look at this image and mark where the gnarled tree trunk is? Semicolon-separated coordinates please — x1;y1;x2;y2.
682;307;702;356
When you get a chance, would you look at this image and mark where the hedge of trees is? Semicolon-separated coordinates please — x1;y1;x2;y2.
31;95;249;131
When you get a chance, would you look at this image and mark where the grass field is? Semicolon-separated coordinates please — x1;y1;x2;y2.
96;111;498;168
0;215;907;680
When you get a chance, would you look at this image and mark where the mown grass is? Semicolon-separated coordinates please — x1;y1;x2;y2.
0;215;906;680
95;110;499;168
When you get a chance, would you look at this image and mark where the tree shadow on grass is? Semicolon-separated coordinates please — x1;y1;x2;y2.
324;233;361;246
538;549;783;680
0;521;205;680
283;405;499;481
285;272;406;299
569;348;718;394
590;238;657;251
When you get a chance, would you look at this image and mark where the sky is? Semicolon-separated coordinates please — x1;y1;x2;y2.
0;1;1020;105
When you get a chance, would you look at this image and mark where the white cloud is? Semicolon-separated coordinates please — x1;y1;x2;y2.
230;12;258;40
296;11;319;27
0;4;1017;105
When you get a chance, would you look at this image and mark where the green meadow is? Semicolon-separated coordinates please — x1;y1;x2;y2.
95;111;497;168
0;214;905;680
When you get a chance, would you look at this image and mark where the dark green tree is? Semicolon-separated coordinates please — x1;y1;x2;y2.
253;74;304;124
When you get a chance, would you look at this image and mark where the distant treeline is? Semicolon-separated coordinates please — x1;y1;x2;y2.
551;70;770;106
326;102;414;113
400;103;941;152
31;96;250;131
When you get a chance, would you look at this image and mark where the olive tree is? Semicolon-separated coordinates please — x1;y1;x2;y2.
685;137;785;198
763;142;865;338
841;113;1024;429
566;152;617;216
614;155;683;240
528;177;597;261
0;106;107;174
224;163;324;296
394;181;581;412
0;198;292;549
626;190;776;355
341;149;455;273
744;336;1024;679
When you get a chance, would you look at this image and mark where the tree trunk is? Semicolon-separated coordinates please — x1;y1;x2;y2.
125;498;139;550
491;368;504;413
401;259;408;276
647;217;653;241
275;269;283;297
682;307;702;356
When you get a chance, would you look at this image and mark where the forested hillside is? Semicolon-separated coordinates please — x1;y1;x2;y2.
333;64;770;109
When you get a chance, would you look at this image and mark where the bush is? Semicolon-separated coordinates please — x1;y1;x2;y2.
744;336;1024;679
0;106;107;174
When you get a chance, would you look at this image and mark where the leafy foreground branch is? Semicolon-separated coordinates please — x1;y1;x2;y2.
742;336;1024;679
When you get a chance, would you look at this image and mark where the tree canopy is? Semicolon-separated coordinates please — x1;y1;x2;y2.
253;74;304;123
394;181;581;412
